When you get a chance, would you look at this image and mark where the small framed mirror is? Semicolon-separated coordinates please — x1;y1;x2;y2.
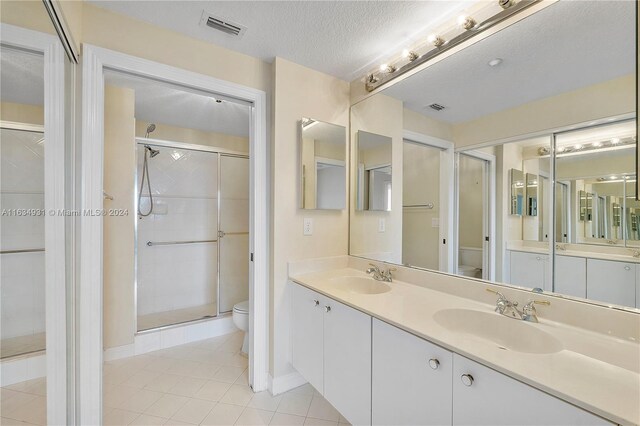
510;169;524;216
355;130;392;211
300;118;347;210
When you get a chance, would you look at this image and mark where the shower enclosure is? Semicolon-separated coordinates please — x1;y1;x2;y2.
0;125;46;359
135;139;249;331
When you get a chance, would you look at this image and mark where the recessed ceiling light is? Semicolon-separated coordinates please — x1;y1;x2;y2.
488;58;503;67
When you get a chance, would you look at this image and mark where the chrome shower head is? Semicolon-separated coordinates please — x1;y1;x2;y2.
145;123;156;138
145;145;160;158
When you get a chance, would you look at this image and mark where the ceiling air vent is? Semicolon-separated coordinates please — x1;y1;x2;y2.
200;11;247;38
428;103;446;112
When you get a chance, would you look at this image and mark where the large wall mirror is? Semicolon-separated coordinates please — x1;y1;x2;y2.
349;0;638;311
300;118;347;210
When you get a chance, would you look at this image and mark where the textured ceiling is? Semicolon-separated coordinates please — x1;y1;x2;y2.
105;71;250;137
384;1;636;124
0;47;44;106
88;0;468;81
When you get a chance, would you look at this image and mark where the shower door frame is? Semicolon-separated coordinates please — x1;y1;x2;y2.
133;137;250;332
80;45;269;425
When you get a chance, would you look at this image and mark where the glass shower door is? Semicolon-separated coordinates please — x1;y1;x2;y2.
136;144;219;331
1;126;46;358
218;155;250;313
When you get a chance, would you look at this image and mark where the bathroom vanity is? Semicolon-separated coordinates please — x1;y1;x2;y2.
288;257;639;426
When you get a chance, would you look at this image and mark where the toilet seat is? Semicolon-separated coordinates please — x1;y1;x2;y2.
233;300;249;314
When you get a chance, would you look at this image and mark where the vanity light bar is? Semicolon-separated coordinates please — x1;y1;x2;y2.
364;0;541;92
537;135;637;157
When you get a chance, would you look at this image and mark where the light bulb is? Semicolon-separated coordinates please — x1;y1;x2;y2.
379;63;388;72
592;141;602;147
611;137;621;144
427;34;445;47
610;176;618;180
457;15;476;30
379;63;396;74
557;146;565;153
574;144;583;150
402;49;418;62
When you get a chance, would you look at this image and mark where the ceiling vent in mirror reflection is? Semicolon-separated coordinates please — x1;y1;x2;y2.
428;103;446;112
200;11;247;38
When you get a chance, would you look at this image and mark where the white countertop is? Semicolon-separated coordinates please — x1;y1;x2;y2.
506;242;640;263
290;266;640;426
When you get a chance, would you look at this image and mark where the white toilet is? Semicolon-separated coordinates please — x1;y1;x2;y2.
232;300;249;355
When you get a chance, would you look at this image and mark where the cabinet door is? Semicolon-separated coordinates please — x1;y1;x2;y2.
587;259;636;307
452;354;611;425
555;256;586;298
323;299;371;426
372;319;452;426
291;283;324;393
509;251;547;290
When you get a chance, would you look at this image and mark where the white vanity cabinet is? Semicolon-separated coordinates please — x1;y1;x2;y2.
290;283;372;425
509;251;548;290
555;255;587;298
452;354;612;425
291;283;325;392
372;319;452;426
586;259;636;307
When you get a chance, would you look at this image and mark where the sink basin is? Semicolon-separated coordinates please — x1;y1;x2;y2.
433;308;563;354
328;276;391;294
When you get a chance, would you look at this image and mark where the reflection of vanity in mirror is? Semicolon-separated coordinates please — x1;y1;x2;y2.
300;118;347;210
349;0;638;310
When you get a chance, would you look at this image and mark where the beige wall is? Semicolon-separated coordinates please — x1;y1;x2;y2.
453;74;635;148
82;3;270;93
103;85;136;349
350;94;403;262
0;1;56;35
403;108;453;142
135;121;249;153
0;102;44;125
271;58;350;378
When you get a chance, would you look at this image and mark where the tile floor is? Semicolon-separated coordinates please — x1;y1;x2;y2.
1;331;350;426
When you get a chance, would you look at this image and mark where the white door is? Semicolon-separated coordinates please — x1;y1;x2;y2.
452;354;611;425
372;319;452;425
323;299;372;426
291;283;324;392
587;259;636;307
555;256;586;298
509;251;548;290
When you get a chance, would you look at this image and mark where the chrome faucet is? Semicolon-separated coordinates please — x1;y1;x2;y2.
366;263;396;282
486;288;550;322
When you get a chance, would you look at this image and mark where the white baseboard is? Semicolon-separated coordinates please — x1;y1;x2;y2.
104;316;237;361
268;370;307;396
0;353;46;386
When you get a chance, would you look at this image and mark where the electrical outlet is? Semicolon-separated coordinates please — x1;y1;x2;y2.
378;218;385;233
303;218;313;236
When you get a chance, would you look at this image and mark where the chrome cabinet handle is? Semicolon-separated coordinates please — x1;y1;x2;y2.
313;299;319;306
536;256;541;261
324;305;331;313
461;374;474;386
428;358;440;370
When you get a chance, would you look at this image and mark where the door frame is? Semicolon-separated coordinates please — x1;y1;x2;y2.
402;131;455;273
455;150;496;281
80;45;269;424
0;24;68;425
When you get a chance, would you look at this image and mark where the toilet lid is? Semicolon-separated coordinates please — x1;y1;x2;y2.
233;300;249;313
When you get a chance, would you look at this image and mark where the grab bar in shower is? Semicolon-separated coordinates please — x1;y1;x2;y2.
146;239;217;247
1;248;45;254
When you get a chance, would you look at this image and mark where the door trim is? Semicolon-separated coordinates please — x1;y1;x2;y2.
0;23;68;425
80;45;269;424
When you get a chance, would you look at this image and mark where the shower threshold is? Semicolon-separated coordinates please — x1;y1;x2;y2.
137;303;219;332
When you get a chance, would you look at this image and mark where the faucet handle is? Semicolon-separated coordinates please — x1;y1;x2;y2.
523;299;550;313
486;288;506;300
